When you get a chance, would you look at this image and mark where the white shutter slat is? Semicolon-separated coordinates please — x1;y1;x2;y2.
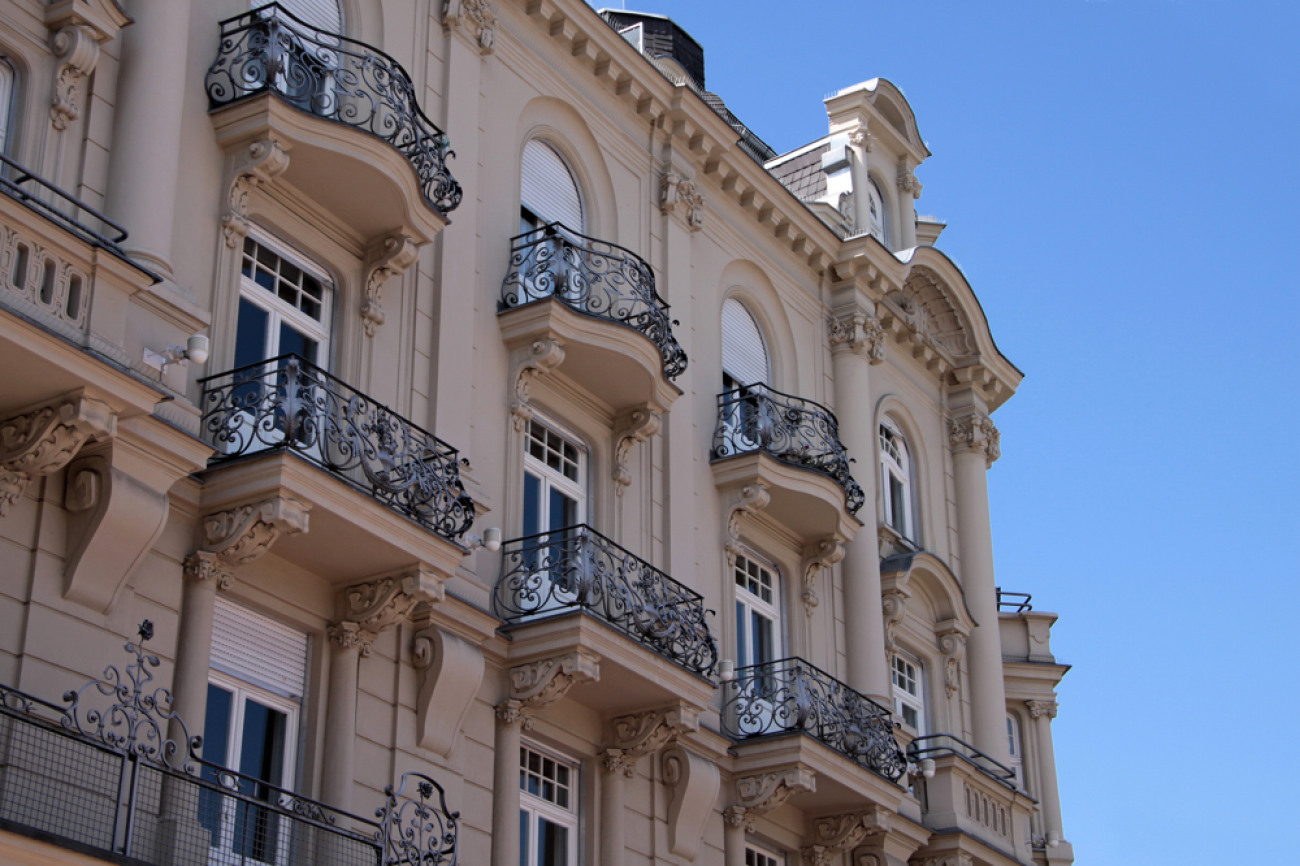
211;597;308;699
263;0;343;33
721;298;769;387
521;140;584;230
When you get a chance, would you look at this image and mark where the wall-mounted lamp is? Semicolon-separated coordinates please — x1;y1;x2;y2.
465;526;502;552
143;334;210;371
920;758;936;779
1047;832;1060;849
718;659;735;682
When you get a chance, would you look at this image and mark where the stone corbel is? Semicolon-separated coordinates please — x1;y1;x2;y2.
723;481;771;565
610;705;699;760
361;234;419;337
0;392;115;516
936;621;968;699
333;566;446;657
828;308;885;364
48;24;100;131
612;405;661;493
897;157;923;200
730;767;816;831
662;745;719;861
800;537;844;614
920;855;974;866
948;412;1001;467
222;138;291;248
412;625;485;756
442;0;497;54
195;496;311;584
509;650;600;709
881;586;909;652
660;171;705;231
510;338;566;431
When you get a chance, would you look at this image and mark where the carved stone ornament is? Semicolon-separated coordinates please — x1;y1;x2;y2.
443;0;497;54
197;496;310;580
601;748;639;779
948;412;1001;466
361;234;419;337
733;767;816;829
331;567;446;656
723;481;771;565
509;650;600;708
896;158;923;199
937;626;967;699
801;537;844;614
49;24;100;131
828;309;885;363
613;406;661;493
660;171;705;231
510;338;566;431
611;705;700;760
222;138;291;248
921;855;974;866
882;587;909;652
1027;699;1058;720
495;698;535;730
662;745;720;861
0;393;115;516
849;126;874;152
182;550;233;592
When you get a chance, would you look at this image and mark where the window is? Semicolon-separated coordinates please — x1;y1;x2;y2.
522;418;585;538
1006;713;1024;787
268;0;343;33
746;843;784;866
520;140;583;233
891;653;925;733
866;177;890;246
202;599;308;865
519;744;578;866
0;57;13;154
734;553;782;669
879;420;914;539
235;235;331;371
720;298;769;392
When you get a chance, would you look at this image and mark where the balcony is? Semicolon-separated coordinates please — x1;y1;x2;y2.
710;385;864;543
206;3;459;242
498;223;687;413
493;525;717;713
0;623;458;866
197;355;474;581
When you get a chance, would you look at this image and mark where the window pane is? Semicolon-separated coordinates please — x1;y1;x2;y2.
238;699;287;786
550;488;577;532
753;613;774;665
520;811;530;866
234;298;269;370
537;817;569;866
199;685;234;846
278;322;318;365
524;473;541;537
735;600;748;666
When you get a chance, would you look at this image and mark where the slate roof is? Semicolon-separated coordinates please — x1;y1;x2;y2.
768;143;830;202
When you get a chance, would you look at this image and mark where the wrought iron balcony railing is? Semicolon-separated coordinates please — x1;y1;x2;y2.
205;3;461;214
199;355;475;543
996;588;1033;612
493;525;718;676
721;657;906;781
710;384;865;514
499;222;688;381
907;733;1019;790
0;622;459;866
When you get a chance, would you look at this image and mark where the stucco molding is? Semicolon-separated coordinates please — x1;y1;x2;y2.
730;767;816;831
660;171;705;231
442;0;497;54
610;705;699;759
1027;699;1058;720
0;392;115;516
197;496;311;583
882;586;909;652
800;536;844;614
662;745;719;861
48;25;100;131
722;480;771;565
509;650;600;708
222;138;291;249
331;567;446;656
361;234;419;337
612;405;660;493
802;809;888;866
936;622;968;699
510;338;566;431
897;156;923;200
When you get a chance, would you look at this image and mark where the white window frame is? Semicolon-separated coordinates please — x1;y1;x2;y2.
522;418;587;536
519;743;579;866
1006;713;1024;787
745;841;784;866
866;176;891;247
0;57;14;154
891;652;926;734
879;420;914;540
733;552;783;670
236;233;333;367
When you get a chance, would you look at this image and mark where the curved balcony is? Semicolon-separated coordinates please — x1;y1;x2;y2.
498;223;687;413
206;3;460;241
493;525;717;713
710;385;864;542
198;355;474;581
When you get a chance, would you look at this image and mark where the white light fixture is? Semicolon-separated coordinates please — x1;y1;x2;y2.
920;758;936;779
718;659;735;682
1047;832;1060;849
143;334;209;371
465;526;502;552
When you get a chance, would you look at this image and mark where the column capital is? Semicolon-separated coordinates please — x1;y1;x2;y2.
948;411;1001;466
828;309;886;363
601;748;639;778
509;650;600;708
0;392;116;516
331;566;446;656
495;698;535;730
182;550;233;592
1027;699;1059;720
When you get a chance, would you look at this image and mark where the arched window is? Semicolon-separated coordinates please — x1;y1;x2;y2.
1007;713;1024;787
720;298;769;391
520;139;583;233
0;56;15;154
866;177;890;247
267;0;343;33
879;419;914;540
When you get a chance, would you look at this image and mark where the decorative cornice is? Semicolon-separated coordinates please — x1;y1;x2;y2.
801;537;844;614
660;171;705;231
937;626;967;699
443;0;496;54
723;481;771;565
1027;699;1058;720
510;338;566;431
948;412;1000;466
222;138;291;248
199;496;310;570
828;309;885;363
613;406;660;493
509;650;600;708
732;767;815;830
331;567;445;656
0;393;115;516
361;234;419;337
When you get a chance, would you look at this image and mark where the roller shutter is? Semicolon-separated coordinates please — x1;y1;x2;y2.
211;597;308;699
521;140;584;230
263;0;343;33
721;298;769;387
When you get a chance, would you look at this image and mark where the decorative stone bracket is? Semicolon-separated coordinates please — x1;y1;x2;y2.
726;767;816;832
361;234;419;337
662;745;719;861
829;308;886;364
802;809;890;866
0;392;115;516
412;625;485;756
897;156;923;200
936;622;968;699
1027;699;1058;721
882;586;910;652
221;138;291;249
801;536;844;615
510;338;566;432
603;704;700;777
189;496;311;586
330;566;446;657
500;650;601;729
948;412;1000;467
44;0;129;132
442;0;497;54
723;481;771;565
613;405;661;494
660;171;705;231
918;855;973;866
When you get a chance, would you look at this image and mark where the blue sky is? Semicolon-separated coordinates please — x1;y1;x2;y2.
593;1;1299;860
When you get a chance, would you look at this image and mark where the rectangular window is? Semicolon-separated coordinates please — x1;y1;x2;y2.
734;554;780;669
746;842;783;866
891;654;925;733
519;744;578;866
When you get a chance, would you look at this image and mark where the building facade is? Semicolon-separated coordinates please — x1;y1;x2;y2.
0;2;1073;865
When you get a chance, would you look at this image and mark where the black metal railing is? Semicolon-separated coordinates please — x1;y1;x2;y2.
710;384;865;514
205;3;461;214
493;525;718;676
721;657;906;781
500;222;688;381
199;355;475;542
996;588;1033;613
0;621;459;865
907;733;1018;789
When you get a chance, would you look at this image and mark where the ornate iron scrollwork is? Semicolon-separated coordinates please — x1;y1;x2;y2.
205;3;462;214
721;657;906;781
494;525;718;676
199;355;476;542
377;772;460;866
500;222;689;381
710;384;865;514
